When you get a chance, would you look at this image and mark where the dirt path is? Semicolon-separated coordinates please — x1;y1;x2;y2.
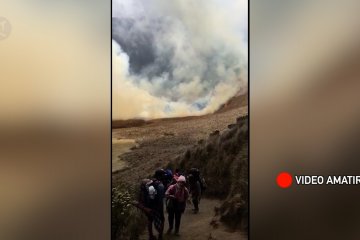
140;198;247;240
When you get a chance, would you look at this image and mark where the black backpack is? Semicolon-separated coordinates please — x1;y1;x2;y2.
199;177;207;192
141;180;163;208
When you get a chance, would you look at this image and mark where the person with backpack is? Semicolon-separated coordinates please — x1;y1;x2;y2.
173;168;181;182
189;168;207;196
165;175;189;236
163;169;173;190
188;174;201;214
133;170;165;240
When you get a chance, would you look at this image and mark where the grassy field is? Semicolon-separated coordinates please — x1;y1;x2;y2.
112;138;136;172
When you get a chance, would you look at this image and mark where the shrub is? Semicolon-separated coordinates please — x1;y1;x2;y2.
112;186;146;240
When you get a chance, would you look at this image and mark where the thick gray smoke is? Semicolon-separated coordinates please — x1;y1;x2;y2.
112;0;247;120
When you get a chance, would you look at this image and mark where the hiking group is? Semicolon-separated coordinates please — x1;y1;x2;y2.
133;168;207;240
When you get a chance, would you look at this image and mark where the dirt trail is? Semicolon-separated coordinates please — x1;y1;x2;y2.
140;198;247;240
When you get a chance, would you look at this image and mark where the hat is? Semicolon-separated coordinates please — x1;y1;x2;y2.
178;175;186;183
165;169;173;176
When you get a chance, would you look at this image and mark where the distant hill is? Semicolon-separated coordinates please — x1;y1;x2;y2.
215;92;248;114
112;92;248;129
112;119;148;129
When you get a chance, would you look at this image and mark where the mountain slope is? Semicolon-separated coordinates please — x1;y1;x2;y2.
173;115;248;230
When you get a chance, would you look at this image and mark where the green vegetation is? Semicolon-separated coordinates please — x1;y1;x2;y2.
112;186;146;240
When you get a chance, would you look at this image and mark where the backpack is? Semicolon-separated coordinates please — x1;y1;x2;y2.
141;180;164;208
199;177;207;192
189;168;207;192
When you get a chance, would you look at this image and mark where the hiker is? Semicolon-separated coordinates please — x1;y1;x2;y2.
163;169;173;190
189;168;207;198
133;170;165;240
165;175;189;236
173;168;181;182
188;174;201;214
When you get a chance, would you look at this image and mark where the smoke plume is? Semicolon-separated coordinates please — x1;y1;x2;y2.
112;0;247;120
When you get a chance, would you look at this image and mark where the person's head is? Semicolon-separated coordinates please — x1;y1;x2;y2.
165;169;173;178
177;175;186;188
188;174;194;183
175;168;180;174
173;174;179;183
154;169;165;180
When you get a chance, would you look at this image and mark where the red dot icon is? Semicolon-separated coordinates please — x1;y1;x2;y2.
276;172;293;188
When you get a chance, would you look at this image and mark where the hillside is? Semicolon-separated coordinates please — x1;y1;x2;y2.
215;92;248;114
173;115;248;230
112;102;247;184
112;92;248;129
